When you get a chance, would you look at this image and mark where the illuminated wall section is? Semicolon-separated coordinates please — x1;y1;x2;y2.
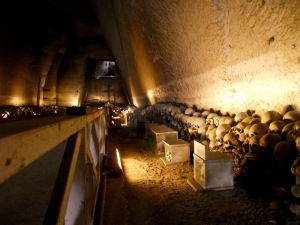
95;0;300;114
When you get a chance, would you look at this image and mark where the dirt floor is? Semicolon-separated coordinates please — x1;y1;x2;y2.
102;125;300;225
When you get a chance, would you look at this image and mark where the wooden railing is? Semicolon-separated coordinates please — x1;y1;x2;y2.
0;108;108;225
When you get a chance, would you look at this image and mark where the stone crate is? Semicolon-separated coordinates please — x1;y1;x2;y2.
163;138;189;163
193;152;234;190
146;124;178;155
189;140;234;190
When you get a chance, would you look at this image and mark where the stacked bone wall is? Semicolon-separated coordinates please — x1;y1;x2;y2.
141;103;300;182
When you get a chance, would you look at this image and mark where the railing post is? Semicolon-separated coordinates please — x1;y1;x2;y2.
43;130;83;225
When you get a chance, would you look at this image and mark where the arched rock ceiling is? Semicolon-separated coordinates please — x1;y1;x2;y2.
0;0;299;115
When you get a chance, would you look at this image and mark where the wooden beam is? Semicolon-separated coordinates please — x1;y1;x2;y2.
0;109;105;184
43;131;82;225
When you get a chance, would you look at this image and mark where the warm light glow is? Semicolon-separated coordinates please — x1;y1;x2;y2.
71;98;79;107
10;97;23;106
116;148;123;171
1;111;10;118
147;90;156;105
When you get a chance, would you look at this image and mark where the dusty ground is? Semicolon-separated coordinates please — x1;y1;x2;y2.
102;125;300;225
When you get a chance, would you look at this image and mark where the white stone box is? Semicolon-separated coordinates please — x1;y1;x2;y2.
163;138;189;163
146;124;178;155
194;152;234;190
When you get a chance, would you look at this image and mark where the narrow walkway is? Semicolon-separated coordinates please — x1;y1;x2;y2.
103;126;296;225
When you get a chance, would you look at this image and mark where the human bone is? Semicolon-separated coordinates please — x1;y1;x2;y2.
238;133;246;142
291;157;300;175
244;124;252;138
248;123;269;137
223;132;239;149
249;117;261;125
192;112;201;117
242;116;255;125
283;110;300;123
234;112;249;123
213;115;221;126
208;127;217;141
209;137;219;152
216;132;227;147
191;117;206;129
293;121;300;138
291;185;300;198
260;110;282;124
230;122;248;135
166;105;174;115
269;120;287;134
220;116;235;126
181;115;190;125
197;124;208;141
206;113;218;125
259;133;282;151
216;124;231;136
285;130;295;143
282;122;296;137
171;107;181;116
201;110;210;118
273;141;297;167
184;107;194;116
248;135;264;154
296;136;300;151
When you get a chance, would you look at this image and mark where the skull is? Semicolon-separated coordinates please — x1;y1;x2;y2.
213;115;221;126
282;122;295;137
248;123;269;138
260;110;282;124
223;132;239;149
219;116;235;126
292;121;300;138
249;135;264;155
259;133;282;153
216;124;231;136
283;110;300;123
269;120;287;134
206;113;218;125
192;117;206;130
291;157;300;175
249;117;261;125
209;137;219;152
285;130;295;143
244;124;252;138
296;136;300;151
201;110;210;118
207;127;217;141
230;122;247;135
234;112;249;123
166;105;174;115
171;107;181;116
197;124;208;141
193;112;201;117
184;107;194;116
242;116;255;125
216;132;227;147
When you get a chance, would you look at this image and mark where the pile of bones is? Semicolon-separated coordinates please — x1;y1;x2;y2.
139;103;300;188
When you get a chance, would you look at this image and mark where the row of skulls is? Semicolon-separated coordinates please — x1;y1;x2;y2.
141;103;300;179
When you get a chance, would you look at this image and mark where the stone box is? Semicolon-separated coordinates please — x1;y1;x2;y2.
194;152;234;190
163;138;189;163
146;124;178;155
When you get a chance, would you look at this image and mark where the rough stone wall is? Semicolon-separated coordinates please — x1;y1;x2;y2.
95;0;300;115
